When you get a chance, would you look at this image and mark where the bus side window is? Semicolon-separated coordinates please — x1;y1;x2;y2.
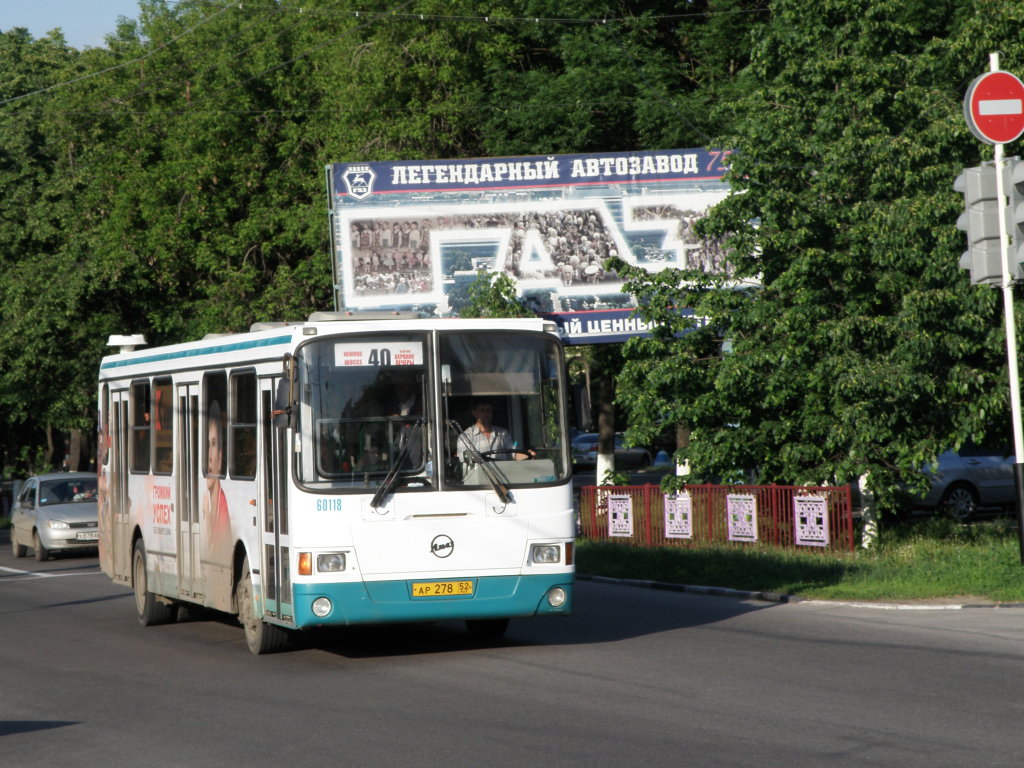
230;371;257;479
203;372;228;481
153;378;173;473
131;380;151;473
99;384;109;467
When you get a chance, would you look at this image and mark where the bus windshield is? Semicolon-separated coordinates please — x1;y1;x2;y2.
440;331;567;490
297;332;430;490
294;329;568;491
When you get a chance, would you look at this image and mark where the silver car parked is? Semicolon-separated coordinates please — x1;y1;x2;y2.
10;472;99;561
913;445;1016;519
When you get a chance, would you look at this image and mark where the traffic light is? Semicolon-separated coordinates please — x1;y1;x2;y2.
1005;157;1024;281
955;162;1004;285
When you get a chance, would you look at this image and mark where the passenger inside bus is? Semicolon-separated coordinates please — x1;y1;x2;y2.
390;371;421;418
388;371;426;470
355;442;386;472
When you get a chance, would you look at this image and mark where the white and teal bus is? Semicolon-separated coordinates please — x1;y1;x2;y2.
97;313;574;654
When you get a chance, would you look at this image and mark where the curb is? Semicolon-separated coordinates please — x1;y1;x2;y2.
577;573;802;605
576;573;1024;610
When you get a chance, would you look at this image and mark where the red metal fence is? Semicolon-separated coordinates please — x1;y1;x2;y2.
577;483;856;552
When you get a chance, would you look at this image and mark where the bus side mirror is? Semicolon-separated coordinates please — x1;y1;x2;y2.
272;378;292;429
573;381;592;431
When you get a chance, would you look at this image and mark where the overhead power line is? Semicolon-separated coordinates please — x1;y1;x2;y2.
165;0;770;26
0;4;232;108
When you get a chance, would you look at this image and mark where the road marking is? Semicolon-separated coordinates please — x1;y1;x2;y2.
0;565;103;579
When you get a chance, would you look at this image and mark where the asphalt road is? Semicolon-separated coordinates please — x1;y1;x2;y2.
3;536;1024;767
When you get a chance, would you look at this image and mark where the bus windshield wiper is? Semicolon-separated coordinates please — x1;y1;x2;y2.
370;421;422;509
448;420;512;504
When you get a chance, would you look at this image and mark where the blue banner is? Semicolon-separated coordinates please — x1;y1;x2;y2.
330;149;731;201
540;308;708;345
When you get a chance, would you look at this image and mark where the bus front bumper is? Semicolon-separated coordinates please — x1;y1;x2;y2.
290;573;573;629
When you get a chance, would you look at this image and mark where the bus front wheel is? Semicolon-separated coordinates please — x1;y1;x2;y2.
236;559;288;655
133;540;175;626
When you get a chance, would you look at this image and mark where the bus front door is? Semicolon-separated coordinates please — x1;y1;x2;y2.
259;378;293;624
177;383;203;599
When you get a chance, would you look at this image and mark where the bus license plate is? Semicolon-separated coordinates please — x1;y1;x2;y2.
76;531;99;541
411;580;474;597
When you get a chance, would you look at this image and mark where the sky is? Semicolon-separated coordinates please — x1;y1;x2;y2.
4;0;142;49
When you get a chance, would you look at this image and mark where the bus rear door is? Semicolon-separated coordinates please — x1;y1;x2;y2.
176;383;203;599
110;389;132;582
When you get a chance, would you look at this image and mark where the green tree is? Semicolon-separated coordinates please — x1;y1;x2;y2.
615;0;1019;508
460;271;534;318
475;0;768;154
0;1;777;472
0;29;84;464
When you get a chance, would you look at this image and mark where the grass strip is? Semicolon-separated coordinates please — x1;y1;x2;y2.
576;517;1024;603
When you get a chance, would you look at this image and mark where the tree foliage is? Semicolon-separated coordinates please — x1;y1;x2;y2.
0;0;1019;494
462;271;535;318
615;0;1024;507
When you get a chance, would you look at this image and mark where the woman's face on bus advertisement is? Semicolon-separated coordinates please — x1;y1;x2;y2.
207;419;222;480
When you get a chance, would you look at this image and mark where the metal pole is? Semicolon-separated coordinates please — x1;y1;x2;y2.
991;53;1024;562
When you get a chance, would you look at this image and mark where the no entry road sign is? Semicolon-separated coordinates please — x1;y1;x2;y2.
964;70;1024;145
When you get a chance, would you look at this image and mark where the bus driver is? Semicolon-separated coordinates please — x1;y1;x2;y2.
459;401;533;461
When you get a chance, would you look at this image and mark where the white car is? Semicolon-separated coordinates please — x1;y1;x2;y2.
10;472;99;561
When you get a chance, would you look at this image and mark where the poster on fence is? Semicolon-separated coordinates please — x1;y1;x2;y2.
664;492;692;539
726;494;758;543
794;495;829;547
608;494;634;537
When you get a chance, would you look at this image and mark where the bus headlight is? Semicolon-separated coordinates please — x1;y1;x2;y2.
547;587;567;608
311;597;333;618
317;553;347;573
530;544;561;564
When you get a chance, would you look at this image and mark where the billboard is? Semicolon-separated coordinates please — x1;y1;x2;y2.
326;148;737;338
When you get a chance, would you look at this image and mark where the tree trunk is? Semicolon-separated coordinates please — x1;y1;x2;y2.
67;428;86;471
44;425;55;469
596;369;616;483
675;423;691;477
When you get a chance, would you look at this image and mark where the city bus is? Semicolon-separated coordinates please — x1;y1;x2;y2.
97;313;574;654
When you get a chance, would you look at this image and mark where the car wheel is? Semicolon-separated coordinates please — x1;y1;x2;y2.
133;539;175;626
236;558;289;655
11;533;27;558
939;483;978;520
33;531;48;562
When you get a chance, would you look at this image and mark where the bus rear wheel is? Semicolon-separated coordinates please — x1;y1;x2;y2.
133;539;175;626
236;559;289;655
